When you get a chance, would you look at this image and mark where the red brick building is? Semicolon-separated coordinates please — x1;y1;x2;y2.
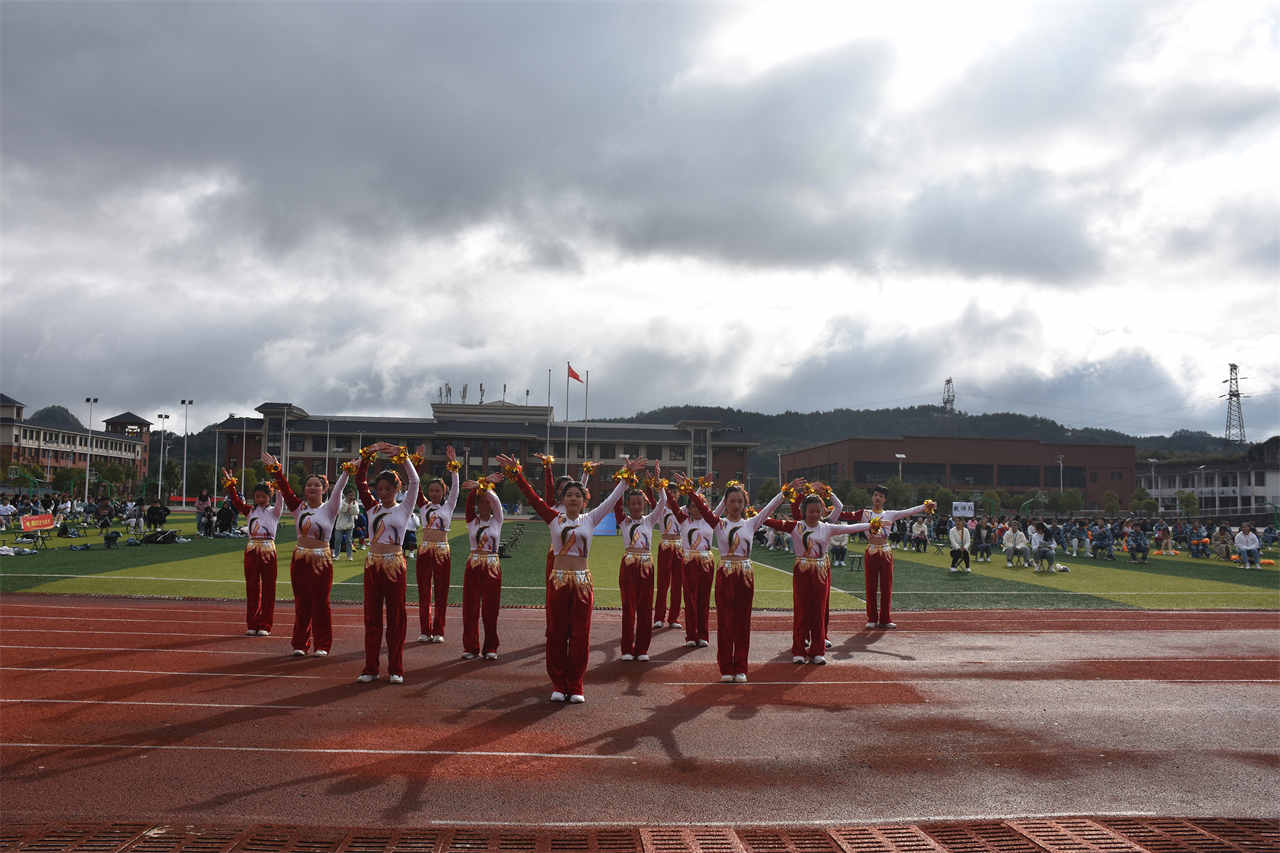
781;436;1136;508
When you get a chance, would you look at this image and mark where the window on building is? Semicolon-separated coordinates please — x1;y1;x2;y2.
333;436;351;452
576;443;586;458
623;444;641;458
312;436;327;452
1089;471;1098;483
669;445;686;461
1223;472;1239;487
1255;471;1266;486
312;461;326;474
1110;471;1123;481
951;464;994;486
854;461;899;483
998;465;1040;487
289;436;305;452
1241;496;1252;509
646;445;663;460
903;462;946;484
596;443;616;459
431;439;447;455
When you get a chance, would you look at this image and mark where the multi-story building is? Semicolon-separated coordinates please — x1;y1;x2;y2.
0;394;150;484
215;401;756;486
781;435;1136;508
1138;436;1278;518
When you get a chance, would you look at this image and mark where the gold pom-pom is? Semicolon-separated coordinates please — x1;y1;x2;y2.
340;461;357;475
582;461;597;474
391;447;409;465
266;462;282;475
445;459;462;473
924;499;937;514
359;446;378;462
501;461;522;476
869;517;883;534
476;476;494;492
221;476;238;489
409;452;425;467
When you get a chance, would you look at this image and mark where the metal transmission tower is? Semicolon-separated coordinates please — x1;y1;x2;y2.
1221;363;1248;445
942;377;955;413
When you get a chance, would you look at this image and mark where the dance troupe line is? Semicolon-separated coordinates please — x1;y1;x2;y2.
221;444;935;703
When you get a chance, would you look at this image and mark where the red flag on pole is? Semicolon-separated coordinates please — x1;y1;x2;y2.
568;364;583;383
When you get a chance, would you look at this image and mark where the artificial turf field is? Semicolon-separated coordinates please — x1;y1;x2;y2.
2;513;1276;611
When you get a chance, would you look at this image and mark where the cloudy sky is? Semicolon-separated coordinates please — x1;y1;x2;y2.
2;0;1277;438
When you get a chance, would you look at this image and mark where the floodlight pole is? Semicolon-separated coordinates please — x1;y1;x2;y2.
83;397;97;504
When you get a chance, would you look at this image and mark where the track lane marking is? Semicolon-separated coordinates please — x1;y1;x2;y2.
0;698;304;710
0;741;628;761
1;666;334;680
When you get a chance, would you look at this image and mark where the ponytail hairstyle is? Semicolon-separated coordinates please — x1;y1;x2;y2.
374;469;401;491
801;493;825;515
252;482;274;499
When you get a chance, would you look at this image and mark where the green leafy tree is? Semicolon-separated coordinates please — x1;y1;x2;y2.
884;476;913;508
52;467;81;494
1103;490;1121;516
757;478;779;499
1176;490;1200;517
1059;489;1084;516
161;460;181;499
981;492;1001;517
96;462;127;488
843;486;872;511
934;486;956;515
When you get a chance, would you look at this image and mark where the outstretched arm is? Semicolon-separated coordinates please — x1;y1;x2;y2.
263;455;300;512
747;489;788;533
823;521;870;536
223;472;251;516
322;470;350;518
763;517;797;533
500;456;557;523
588;477;631;528
827;492;844;522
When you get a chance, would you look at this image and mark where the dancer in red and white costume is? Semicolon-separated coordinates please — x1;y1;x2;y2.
414;444;459;644
460;472;506;660
222;469;284;636
265;452;350;657
671;482;715;649
531;454;594;581
500;453;643;703
832;485;934;629
615;475;667;661
650;470;683;630
679;475;795;683
764;493;869;664
354;442;420;684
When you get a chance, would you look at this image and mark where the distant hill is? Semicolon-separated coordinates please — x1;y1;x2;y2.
25;405;85;431
613;404;1240;477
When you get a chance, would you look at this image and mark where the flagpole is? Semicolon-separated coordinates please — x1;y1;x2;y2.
583;370;589;459
545;368;551;455
564;362;570;476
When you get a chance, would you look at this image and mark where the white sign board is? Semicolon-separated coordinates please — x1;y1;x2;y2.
951;501;975;518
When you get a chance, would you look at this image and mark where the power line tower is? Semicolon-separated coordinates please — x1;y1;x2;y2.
942;377;955;413
1221;363;1247;445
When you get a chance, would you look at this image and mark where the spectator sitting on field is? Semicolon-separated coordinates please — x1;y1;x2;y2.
970;518;992;562
829;531;849;567
1187;522;1209;558
1210;526;1232;560
910;519;929;552
145;502;169;530
1234;522;1261;569
1126;525;1149;563
1002;521;1029;567
1030;522;1057;572
1090;519;1115;560
948;517;971;572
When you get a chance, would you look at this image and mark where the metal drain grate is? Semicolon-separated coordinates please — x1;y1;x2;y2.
1;820;1276;853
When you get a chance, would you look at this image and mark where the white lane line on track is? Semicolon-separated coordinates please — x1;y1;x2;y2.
0;644;280;656
1;666;334;680
0;698;304;710
0;574;616;592
750;559;866;604
662;678;1280;685
0;741;628;761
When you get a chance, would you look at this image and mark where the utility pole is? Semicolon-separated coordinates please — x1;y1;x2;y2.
1221;363;1248;445
179;400;193;508
156;413;170;501
83;397;98;504
942;378;955;413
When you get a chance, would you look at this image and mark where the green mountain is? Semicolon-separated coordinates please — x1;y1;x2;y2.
25;405;86;431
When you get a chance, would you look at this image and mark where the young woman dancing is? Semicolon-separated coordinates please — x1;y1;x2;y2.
460;472;506;660
499;453;644;703
672;481;716;649
354;442;421;684
764;492;870;664
530;453;594;580
679;475;793;683
414;444;460;644
615;473;667;661
265;452;350;657
222;469;284;636
832;486;934;629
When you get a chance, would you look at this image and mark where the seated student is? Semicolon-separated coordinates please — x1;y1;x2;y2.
970;518;992;563
1234;522;1261;569
1002;521;1029;566
829;531;849;568
1211;526;1232;560
1126;525;1149;563
1187;522;1209;558
948;517;971;572
910;519;929;552
1090;519;1115;560
1029;522;1057;572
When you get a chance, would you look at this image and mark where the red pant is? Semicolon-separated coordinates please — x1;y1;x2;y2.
865;548;894;624
619;553;654;656
714;561;754;676
416;545;451;636
462;554;502;655
363;554;407;677
546;569;593;695
244;543;277;632
791;559;828;657
654;542;683;624
289;548;334;653
681;552;714;642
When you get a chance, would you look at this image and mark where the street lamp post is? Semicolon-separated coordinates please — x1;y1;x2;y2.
895;452;907;481
463;446;471;482
83;397;98;504
1056;454;1064;495
180;400;193;509
240;415;247;485
1145;457;1160;514
156;413;170;501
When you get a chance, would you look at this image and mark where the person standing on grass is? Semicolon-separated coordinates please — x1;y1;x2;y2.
352;442;420;684
762;491;869;665
830;486;934;630
267;452;351;658
499;452;641;704
459;472;506;660
678;474;792;683
1234;522;1261;569
949;518;971;572
413;444;460;644
334;489;358;561
222;470;284;636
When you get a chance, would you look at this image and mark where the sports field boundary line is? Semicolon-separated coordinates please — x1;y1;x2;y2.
0;741;631;761
0;697;305;710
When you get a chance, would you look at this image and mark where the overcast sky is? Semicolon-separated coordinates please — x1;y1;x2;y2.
2;0;1277;439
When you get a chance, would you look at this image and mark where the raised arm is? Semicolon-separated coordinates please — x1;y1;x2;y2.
588;477;631;528
443;468;460;517
486;488;504;528
222;472;251;516
666;488;687;523
747;490;788;533
272;489;285;519
355;449;377;510
642;485;667;528
687;489;718;529
501;456;557;523
827;492;844;522
464;488;478;523
322;470;350;519
266;460;300;512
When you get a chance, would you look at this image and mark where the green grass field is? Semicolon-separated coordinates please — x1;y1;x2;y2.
2;514;1277;610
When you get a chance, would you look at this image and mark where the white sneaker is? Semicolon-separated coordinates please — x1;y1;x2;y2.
696;640;709;648
949;567;959;573
652;621;664;629
637;654;649;662
880;622;897;629
550;691;567;702
461;652;477;660
356;673;376;683
483;652;498;660
569;694;586;704
865;622;877;630
684;640;697;648
256;629;270;636
824;638;832;649
314;650;328;657
620;653;635;661
668;622;682;629
792;655;807;664
733;673;748;683
417;633;431;643
432;635;446;644
246;629;258;636
291;649;306;656
389;674;404;684
812;655;827;665
964;567;972;573
720;674;734;683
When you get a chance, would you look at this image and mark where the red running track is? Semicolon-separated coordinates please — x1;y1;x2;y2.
1;595;1278;827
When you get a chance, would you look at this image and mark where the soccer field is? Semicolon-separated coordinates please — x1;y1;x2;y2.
2;514;1277;610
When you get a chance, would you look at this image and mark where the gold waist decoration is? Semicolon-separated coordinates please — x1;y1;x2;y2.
866;544;892;556
420;529;448;543
719;558;753;576
660;536;680;544
246;539;277;555
418;541;450;555
293;545;332;570
795;556;829;582
365;550;407;579
466;552;501;567
623;549;653;559
685;550;713;559
550;568;593;590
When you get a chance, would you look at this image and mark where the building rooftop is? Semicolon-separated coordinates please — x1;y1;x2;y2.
0;393;25;407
